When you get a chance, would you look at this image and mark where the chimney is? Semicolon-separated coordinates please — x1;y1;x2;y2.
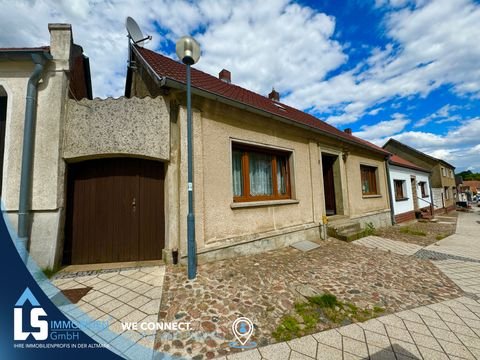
219;69;231;83
268;88;280;101
48;23;73;64
344;128;352;135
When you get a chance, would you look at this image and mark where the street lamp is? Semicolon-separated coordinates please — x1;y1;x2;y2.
176;36;201;280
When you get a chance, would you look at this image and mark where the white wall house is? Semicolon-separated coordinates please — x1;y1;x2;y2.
388;155;432;223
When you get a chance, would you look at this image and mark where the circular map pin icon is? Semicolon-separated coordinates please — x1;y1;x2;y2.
232;317;254;346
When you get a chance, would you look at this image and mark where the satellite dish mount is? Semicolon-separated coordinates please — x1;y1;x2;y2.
125;17;151;68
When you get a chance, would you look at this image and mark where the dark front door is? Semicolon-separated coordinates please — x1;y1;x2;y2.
322;154;337;216
65;158;165;265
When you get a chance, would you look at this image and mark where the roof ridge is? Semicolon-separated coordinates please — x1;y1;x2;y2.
383;138;455;169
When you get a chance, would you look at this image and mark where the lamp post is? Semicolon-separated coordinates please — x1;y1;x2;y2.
176;36;201;280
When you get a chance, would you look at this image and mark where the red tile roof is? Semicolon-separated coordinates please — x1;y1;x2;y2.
135;47;390;156
389;154;430;173
463;180;480;192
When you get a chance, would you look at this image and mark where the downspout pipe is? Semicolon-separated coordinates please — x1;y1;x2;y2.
385;155;396;225
18;53;47;254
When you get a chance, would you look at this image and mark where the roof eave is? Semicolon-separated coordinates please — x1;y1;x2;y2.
0;49;52;61
389;161;431;174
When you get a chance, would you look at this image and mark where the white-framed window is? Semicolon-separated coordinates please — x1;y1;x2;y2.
441;167;446;177
418;181;429;198
444;186;449;200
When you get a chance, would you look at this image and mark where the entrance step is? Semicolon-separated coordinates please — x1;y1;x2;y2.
327;221;365;242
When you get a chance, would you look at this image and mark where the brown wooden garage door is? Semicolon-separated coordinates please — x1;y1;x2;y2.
64;158;165;265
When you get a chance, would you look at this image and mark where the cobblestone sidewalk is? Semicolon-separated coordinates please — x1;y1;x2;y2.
154;240;461;359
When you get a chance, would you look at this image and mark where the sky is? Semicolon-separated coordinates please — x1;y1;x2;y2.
1;0;479;172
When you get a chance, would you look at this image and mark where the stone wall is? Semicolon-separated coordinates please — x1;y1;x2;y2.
63;96;170;161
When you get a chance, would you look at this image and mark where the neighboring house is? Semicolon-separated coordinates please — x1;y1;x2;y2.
456;176;469;202
1;24;394;268
383;139;456;213
462;180;480;201
0;24;92;268
387;155;432;223
463;180;480;194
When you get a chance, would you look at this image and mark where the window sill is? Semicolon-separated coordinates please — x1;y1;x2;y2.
231;199;299;209
362;194;382;199
395;197;409;202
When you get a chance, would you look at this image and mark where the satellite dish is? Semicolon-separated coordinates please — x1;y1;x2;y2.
126;17;149;47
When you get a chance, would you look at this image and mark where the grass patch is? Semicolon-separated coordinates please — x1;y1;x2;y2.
42;267;62;279
399;227;427;236
272;293;385;342
363;222;376;236
309;293;338;308
436;234;448;240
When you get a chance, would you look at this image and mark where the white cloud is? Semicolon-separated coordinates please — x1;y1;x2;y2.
354;113;410;140
195;1;346;95
413;104;461;128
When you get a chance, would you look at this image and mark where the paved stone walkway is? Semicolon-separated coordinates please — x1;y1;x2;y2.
222;296;480;360
52;265;165;354
424;209;480;261
434;260;480;298
354;236;422;256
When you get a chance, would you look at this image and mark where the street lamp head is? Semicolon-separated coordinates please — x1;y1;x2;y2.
176;36;201;65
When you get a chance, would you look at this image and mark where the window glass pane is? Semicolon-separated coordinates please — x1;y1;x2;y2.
361;165;377;195
277;156;287;194
232;150;243;196
394;180;405;200
249;152;273;196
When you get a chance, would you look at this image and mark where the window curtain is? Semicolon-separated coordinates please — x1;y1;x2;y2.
249;152;273;196
232;150;243;196
277;156;287;194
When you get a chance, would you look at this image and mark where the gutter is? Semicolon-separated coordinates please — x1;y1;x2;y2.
131;47;389;158
17;52;51;254
385;156;396;225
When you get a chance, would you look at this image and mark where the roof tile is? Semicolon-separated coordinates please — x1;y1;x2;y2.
136;47;389;156
390;154;430;173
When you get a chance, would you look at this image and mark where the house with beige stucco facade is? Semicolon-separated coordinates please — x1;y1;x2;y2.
1;23;395;269
122;45;393;264
0;24;92;268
